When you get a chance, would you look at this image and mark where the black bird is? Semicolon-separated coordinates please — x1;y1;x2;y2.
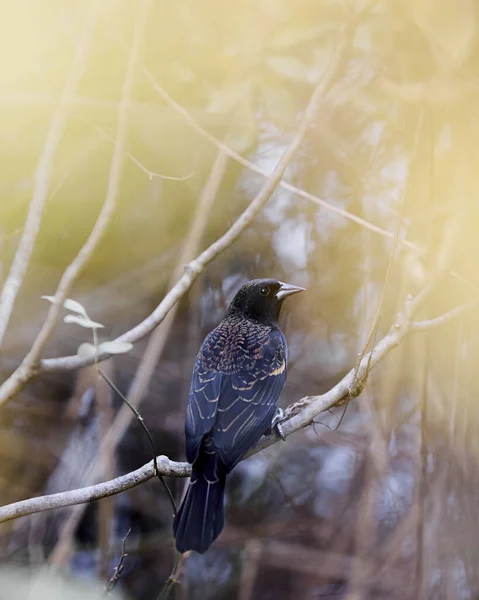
173;278;305;554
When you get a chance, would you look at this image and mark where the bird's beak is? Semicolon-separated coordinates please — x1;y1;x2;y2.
276;282;306;301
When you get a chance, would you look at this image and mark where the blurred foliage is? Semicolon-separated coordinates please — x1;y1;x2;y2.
1;0;479;599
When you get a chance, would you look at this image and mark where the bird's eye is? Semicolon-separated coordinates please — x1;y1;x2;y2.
260;286;269;296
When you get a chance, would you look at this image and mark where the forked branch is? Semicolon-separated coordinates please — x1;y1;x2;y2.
1;292;474;524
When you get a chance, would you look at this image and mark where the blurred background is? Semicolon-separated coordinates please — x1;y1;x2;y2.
1;0;479;598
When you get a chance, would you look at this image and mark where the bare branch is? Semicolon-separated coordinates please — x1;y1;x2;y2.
0;0;143;409
105;528;131;593
351;106;423;384
141;69;418;250
43;131;231;567
1;281;472;526
75;117;194;181
411;301;479;331
30;23;350;377
45;0;153;568
0;2;101;347
127;152;194;181
252;281;435;456
0;457;190;523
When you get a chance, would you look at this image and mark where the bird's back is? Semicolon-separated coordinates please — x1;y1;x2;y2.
186;312;287;470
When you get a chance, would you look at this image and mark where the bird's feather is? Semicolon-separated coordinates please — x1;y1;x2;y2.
175;278;303;554
185;319;286;468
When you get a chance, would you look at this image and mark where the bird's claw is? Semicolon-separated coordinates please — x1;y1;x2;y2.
271;408;286;441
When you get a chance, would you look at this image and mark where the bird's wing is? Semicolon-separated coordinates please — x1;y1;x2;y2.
212;329;287;470
185;358;223;464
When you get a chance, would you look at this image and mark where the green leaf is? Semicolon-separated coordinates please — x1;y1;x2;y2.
64;314;104;329
97;341;134;355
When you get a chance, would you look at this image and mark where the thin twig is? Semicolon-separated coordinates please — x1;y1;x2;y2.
157;551;183;600
97;364;115;581
75;117;194;181
98;368;177;517
350;107;423;395
105;528;131;594
0;1;101;347
411;301;479;331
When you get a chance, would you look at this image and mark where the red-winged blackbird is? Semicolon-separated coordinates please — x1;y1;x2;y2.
173;278;305;554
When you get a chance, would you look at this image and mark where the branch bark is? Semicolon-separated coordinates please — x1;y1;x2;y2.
0;457;189;523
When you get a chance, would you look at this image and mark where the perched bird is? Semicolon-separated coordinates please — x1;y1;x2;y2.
173;278;305;554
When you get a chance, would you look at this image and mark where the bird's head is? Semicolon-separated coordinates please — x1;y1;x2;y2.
227;278;305;325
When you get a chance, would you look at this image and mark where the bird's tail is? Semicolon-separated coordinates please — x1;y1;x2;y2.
173;452;226;554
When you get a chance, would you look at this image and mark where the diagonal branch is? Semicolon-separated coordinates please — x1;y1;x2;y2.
0;2;101;348
26;21;351;378
0;0;143;409
44;0;152;568
410;301;478;331
141;68;417;249
1;285;472;525
0;457;190;523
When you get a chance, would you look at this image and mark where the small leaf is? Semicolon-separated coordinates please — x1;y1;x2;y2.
77;342;98;359
97;341;134;355
42;295;89;319
63;298;89;318
64;314;104;329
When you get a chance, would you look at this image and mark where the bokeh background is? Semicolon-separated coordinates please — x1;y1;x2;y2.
1;0;479;598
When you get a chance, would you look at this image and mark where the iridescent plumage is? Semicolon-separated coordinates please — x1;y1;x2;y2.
173;278;304;554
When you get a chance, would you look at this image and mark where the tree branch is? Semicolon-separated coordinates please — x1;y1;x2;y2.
1;286;471;526
44;0;153;569
411;301;478;331
0;457;190;523
141;66;417;248
0;2;101;347
0;0;142;408
28;22;349;378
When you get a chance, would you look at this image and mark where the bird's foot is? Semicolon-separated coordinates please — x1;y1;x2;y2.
271;408;286;441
